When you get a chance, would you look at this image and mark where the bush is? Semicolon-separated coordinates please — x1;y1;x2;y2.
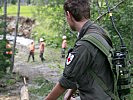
0;39;12;78
11;0;17;5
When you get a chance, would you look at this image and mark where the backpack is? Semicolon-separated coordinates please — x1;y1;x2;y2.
80;33;131;100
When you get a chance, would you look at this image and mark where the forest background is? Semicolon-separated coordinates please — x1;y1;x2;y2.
0;0;133;99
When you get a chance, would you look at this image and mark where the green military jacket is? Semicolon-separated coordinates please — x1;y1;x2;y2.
59;20;114;100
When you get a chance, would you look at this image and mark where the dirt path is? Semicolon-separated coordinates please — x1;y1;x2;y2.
0;46;66;100
0;96;20;100
13;46;65;82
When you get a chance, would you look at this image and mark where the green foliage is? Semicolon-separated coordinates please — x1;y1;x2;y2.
96;0;133;59
27;0;31;5
31;0;64;5
6;79;16;85
29;77;54;96
29;77;64;99
94;0;133;97
4;5;36;17
0;40;11;75
0;20;11;78
131;88;133;100
32;3;76;48
33;77;45;86
32;0;133;51
0;73;22;90
0;71;4;78
0;7;2;15
11;0;17;5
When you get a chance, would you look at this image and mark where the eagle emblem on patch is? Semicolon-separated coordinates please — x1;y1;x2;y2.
66;53;75;65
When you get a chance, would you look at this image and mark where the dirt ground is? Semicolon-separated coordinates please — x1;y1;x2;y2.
0;45;66;100
0;96;20;100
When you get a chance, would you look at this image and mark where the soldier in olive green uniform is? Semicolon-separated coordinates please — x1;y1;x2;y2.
45;0;114;100
60;20;114;100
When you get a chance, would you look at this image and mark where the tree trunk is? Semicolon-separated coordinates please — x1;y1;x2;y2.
10;0;21;72
27;0;31;5
3;0;7;40
0;0;2;7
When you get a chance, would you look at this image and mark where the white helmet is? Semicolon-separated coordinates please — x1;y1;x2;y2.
40;38;44;42
62;36;66;39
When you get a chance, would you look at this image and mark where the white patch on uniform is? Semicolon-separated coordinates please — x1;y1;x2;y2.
66;53;75;65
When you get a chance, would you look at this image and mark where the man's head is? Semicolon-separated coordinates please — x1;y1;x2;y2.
64;0;90;31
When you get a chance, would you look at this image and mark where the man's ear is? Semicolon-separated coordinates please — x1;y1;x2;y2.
66;11;74;21
66;11;71;18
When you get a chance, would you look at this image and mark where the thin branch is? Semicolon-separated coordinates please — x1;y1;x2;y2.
95;0;125;21
96;0;101;16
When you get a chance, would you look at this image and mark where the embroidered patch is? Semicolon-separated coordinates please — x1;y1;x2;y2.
66;53;75;65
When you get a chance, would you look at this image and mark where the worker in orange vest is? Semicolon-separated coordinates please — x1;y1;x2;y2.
39;38;45;62
61;36;67;58
27;41;35;62
6;41;13;55
5;41;13;59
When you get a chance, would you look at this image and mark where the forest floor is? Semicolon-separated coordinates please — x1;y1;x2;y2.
14;47;65;83
0;46;66;100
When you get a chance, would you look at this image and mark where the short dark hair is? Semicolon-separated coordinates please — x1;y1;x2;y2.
64;0;90;21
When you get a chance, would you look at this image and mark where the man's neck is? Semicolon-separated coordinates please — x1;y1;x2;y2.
75;19;88;32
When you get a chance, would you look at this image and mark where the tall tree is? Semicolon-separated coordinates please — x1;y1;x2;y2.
0;0;2;8
27;0;31;5
10;0;21;72
3;0;7;40
11;0;17;5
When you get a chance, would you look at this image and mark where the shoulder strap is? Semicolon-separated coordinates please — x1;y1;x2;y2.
82;33;111;56
80;33;120;100
81;33;114;69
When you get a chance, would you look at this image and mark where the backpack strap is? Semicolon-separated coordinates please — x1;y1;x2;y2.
80;33;120;100
82;33;111;58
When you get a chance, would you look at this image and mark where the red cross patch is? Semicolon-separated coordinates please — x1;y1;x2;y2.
66;53;75;65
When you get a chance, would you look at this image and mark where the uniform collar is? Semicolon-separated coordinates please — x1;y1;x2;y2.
77;20;92;41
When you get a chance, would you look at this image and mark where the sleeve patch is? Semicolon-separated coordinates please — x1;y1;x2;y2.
66;53;75;65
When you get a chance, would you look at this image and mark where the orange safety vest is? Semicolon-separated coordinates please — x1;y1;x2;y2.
62;40;67;49
6;44;13;55
6;51;13;54
39;42;45;53
29;44;35;52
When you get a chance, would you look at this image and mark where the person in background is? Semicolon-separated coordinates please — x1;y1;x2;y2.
6;41;13;56
61;35;67;58
45;0;115;100
39;38;45;62
27;41;35;62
